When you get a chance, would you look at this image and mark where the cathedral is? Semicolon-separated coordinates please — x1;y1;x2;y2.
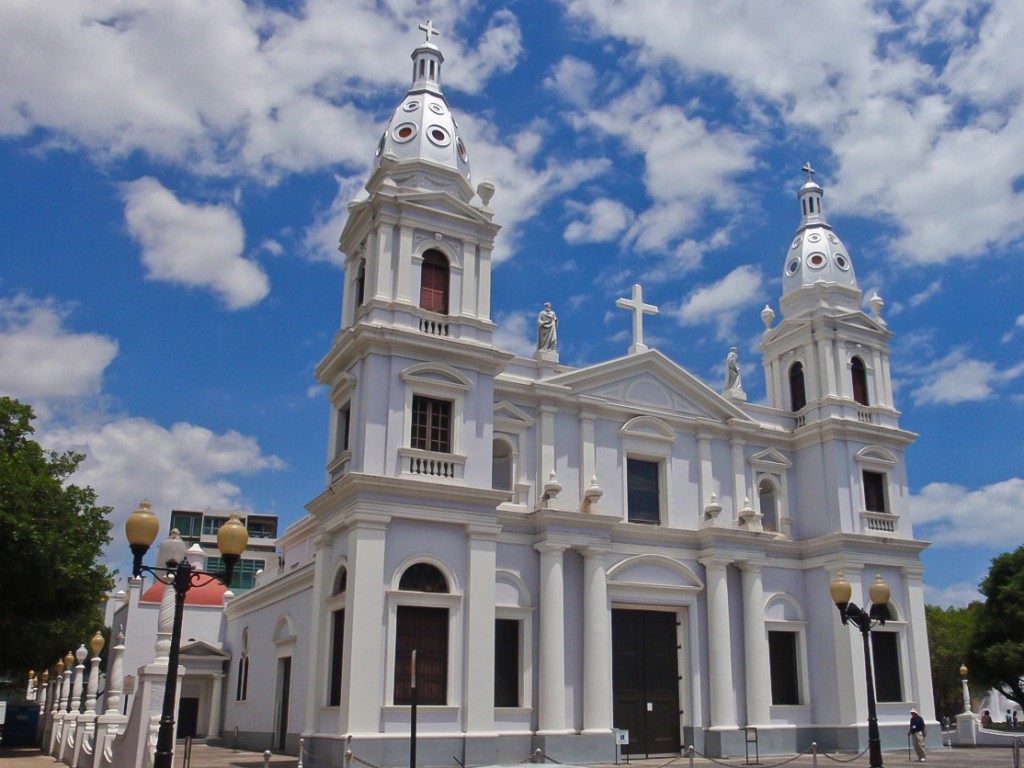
213;24;935;765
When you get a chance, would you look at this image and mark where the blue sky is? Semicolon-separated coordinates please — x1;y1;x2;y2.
2;1;1022;606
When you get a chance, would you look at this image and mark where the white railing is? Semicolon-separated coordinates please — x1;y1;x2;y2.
861;510;899;534
328;451;352;484
398;448;466;480
417;315;450;337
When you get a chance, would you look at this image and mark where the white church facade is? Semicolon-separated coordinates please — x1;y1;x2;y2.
208;24;936;766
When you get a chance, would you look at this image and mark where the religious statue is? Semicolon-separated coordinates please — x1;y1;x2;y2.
725;347;742;392
537;302;558;351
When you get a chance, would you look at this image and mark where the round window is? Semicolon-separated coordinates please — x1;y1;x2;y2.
457;138;468;162
427;126;451;146
807;252;827;269
827;233;839;244
834;254;850;271
786;258;801;276
403;100;420;112
807;232;822;243
393;123;417;143
429;103;446;115
374;132;386;157
791;236;802;250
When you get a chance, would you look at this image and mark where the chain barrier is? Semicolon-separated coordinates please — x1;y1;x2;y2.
687;743;815;768
345;749;386;768
817;746;869;763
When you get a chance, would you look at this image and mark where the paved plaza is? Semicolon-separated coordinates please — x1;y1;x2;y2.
0;743;1020;768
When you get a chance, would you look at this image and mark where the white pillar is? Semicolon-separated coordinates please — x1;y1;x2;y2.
538;406;557;494
730;438;747;521
701;557;736;728
903;565;937;719
71;646;87;714
828;564;865;725
464;525;499;734
698;432;715;524
341;517;389;734
304;533;333;734
209;673;224;739
580;412;597;501
154;578;175;664
581;545;612;733
739;561;771;726
536;542;570;734
86;646;102;714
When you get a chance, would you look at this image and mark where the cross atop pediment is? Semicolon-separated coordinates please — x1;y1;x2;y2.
616;283;659;355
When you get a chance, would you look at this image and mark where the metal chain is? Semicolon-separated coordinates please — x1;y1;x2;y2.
346;749;385;768
516;749;563;764
818;746;869;763
688;747;808;768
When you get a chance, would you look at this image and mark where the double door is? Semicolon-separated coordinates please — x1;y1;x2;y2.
612;608;681;757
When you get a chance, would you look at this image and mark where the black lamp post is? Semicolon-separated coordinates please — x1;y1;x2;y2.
125;499;248;768
830;571;891;768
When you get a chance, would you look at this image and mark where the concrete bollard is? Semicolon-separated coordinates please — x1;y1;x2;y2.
264;748;272;767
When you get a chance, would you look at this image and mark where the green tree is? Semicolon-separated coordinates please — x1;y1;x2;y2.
926;602;982;719
0;397;114;680
967;545;1024;707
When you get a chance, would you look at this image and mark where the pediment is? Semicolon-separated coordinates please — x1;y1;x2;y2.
180;640;229;659
750;447;792;470
546;350;752;424
395;189;489;224
494;400;534;430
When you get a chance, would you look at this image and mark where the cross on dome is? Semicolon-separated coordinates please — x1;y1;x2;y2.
419;19;440;43
616;283;659;355
802;161;816;182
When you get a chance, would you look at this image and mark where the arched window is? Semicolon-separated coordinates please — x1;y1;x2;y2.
328;567;347;706
492;438;513;491
419;250;450;314
758;478;778;533
789;362;807;412
851;356;869;406
395;563;450;705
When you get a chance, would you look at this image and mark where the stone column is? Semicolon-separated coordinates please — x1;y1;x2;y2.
341;516;389;734
208;673;224;739
739;561;771;726
304;533;333;734
106;632;126;716
154;578;175;664
536;542;570;734
700;558;736;728
581;545;613;733
464;525;499;734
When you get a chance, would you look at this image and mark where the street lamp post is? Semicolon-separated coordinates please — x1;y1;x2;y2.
830;571;891;768
125;499;248;768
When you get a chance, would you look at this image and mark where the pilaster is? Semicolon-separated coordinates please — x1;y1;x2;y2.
581;545;612;733
700;557;736;729
739;560;771;726
464;525;499;734
535;541;571;734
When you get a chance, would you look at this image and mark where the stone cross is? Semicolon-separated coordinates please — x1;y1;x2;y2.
419;19;440;43
802;161;815;181
616;283;659;355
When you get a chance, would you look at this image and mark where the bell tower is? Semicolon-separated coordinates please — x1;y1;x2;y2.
760;164;898;427
316;21;510;489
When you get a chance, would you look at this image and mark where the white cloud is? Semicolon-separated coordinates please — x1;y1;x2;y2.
0;2;520;179
564;198;634;244
493;311;538;358
0;294;118;404
564;0;1024;265
123;177;270;309
43;417;285;555
544;56;598;107
911;348;1024;405
671;265;764;339
1001;314;1024;344
911;477;1024;548
302;174;368;265
924;581;984;608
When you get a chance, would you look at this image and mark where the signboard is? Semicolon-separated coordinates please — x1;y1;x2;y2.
615;729;629;745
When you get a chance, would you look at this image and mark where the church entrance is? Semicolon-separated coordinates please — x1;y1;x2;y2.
612;608;681;758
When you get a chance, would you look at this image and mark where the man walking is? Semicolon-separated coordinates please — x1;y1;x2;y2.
909;708;927;761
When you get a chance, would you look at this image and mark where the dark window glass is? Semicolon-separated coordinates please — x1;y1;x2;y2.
768;631;800;705
394;606;448;705
494;619;520;707
334;568;347;595
419;250;449;314
627;458;660;524
207;557;264;590
171;513;202;538
872;632;903;702
789;362;807;412
329;609;345;706
355;260;366;307
202;516;225;536
863;471;887;513
399;563;449;593
236;655;249;701
411;396;451;453
851;356;869;406
336;404;351;455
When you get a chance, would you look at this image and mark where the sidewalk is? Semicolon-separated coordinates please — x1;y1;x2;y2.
0;744;1018;768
